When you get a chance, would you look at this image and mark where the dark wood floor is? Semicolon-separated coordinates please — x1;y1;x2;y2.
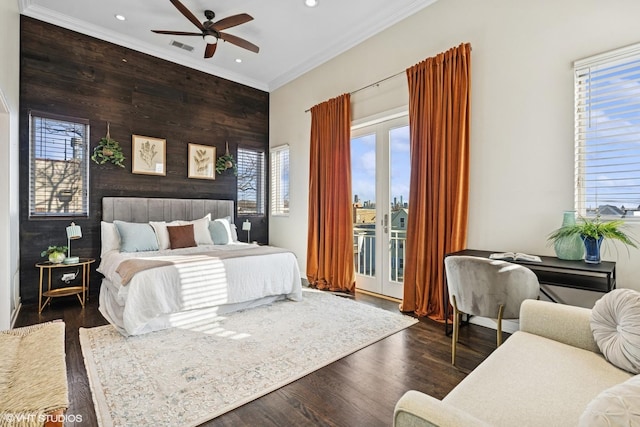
16;291;502;427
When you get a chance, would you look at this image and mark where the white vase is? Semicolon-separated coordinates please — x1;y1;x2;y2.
48;252;66;264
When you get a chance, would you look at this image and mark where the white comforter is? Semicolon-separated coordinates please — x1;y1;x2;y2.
98;243;302;335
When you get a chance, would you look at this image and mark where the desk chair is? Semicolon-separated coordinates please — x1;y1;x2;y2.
445;255;540;365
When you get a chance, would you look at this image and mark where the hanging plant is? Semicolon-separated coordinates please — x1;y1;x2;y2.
91;122;125;167
215;141;238;175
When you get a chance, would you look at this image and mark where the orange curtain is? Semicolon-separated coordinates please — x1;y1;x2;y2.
400;43;471;320
307;94;356;293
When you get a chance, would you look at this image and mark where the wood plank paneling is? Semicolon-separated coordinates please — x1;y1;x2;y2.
19;16;269;303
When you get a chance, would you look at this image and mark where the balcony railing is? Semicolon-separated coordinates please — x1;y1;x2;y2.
353;227;406;282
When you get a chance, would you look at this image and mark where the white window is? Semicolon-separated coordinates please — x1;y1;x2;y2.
29;111;89;218
270;144;290;216
237;147;265;215
574;43;640;219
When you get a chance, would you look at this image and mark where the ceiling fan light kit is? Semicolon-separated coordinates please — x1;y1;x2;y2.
152;0;259;59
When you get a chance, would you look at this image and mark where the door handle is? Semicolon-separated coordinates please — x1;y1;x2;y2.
383;213;389;234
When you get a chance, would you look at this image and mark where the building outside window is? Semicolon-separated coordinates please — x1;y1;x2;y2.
29;111;89;218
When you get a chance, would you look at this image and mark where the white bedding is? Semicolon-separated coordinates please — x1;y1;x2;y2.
98;243;302;335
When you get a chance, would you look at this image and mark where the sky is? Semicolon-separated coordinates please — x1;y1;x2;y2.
351;124;411;207
581;56;640;213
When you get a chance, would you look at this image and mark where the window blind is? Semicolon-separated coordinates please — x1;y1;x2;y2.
574;44;640;218
270;145;289;216
237;147;265;215
29;111;90;217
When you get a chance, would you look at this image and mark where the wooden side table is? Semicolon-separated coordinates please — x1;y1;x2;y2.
36;258;95;313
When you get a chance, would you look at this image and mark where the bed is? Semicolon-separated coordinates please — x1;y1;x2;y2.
98;197;302;336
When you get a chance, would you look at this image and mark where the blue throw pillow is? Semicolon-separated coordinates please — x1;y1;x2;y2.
209;218;233;244
114;220;159;252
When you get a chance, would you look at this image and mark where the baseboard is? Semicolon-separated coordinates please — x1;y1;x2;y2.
468;316;519;334
10;301;21;329
355;288;402;303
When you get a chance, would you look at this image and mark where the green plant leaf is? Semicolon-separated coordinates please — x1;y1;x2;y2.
547;215;638;249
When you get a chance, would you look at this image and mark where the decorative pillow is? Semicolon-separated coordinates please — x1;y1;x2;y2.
579;375;640;426
176;215;214;246
167;224;197;249
113;220;159;253
150;220;181;250
225;216;239;242
209;218;234;244
100;221;120;255
591;289;640;374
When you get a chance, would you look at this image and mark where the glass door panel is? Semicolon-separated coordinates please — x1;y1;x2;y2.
352;115;409;299
352;132;380;294
386;125;410;298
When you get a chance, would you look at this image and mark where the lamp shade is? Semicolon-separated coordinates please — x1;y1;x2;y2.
242;220;252;231
64;222;82;264
66;222;82;240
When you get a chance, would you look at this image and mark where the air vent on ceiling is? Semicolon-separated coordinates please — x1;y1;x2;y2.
170;40;195;52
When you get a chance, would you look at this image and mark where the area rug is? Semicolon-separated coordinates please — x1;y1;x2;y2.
79;288;418;427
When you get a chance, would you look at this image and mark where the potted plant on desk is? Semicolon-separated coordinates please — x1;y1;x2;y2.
548;215;637;264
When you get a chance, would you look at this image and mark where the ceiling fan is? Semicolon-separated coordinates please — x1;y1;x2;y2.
152;0;259;59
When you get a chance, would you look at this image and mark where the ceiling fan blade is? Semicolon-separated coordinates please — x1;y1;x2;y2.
204;43;217;58
212;13;254;31
219;32;259;53
170;0;205;31
152;30;203;36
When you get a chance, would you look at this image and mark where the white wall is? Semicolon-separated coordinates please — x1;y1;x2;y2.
270;0;640;307
0;2;21;329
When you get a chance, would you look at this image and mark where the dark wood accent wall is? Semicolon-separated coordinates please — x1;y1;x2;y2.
19;16;269;303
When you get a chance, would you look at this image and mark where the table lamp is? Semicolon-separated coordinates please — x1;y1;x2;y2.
64;222;82;264
242;220;251;243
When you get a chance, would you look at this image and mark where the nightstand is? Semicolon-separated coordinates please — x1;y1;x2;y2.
36;257;95;313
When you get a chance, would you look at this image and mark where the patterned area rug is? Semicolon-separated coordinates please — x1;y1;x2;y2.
80;288;417;427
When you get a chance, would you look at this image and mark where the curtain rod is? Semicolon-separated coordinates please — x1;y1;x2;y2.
304;69;405;113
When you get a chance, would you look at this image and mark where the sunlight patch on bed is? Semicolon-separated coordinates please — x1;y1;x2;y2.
173;259;229;306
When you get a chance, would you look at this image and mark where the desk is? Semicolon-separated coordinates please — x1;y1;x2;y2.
444;249;616;334
36;258;95;313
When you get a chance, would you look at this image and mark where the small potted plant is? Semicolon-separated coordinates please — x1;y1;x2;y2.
548;214;637;264
41;245;68;264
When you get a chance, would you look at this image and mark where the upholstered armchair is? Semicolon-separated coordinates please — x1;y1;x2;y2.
444;255;540;365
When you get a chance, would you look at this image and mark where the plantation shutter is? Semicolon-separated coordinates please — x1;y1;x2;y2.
29;111;90;217
270;144;289;216
574;43;640;218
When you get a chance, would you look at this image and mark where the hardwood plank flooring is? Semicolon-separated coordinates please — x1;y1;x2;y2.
15;291;503;426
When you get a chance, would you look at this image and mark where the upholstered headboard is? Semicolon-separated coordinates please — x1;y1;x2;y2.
102;197;234;223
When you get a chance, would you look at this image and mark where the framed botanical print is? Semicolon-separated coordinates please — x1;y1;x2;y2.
132;135;166;176
188;143;216;180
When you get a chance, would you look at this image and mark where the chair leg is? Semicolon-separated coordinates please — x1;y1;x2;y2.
451;295;459;365
496;304;504;347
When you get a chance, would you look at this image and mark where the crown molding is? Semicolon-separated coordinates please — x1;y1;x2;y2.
267;0;438;91
20;0;438;93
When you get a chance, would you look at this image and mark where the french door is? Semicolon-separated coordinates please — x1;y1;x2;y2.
351;114;410;299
